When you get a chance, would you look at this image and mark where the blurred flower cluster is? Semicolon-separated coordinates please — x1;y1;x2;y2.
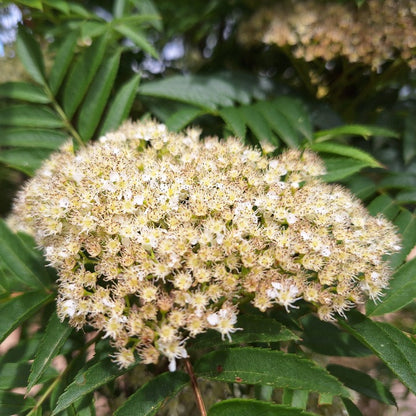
9;121;400;369
239;0;416;70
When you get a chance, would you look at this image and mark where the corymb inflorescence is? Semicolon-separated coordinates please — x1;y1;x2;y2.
9;120;400;370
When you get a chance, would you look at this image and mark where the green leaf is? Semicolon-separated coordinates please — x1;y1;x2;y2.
310;143;382;168
219;106;247;139
389;209;416;268
62;34;108;118
403;115;416;164
0;219;50;290
344;175;377;200
53;358;138;414
190;314;299;351
49;31;80;95
367;194;400;220
340;311;416;395
208;399;320;416
77;51;121;142
0;291;54;343
242;105;274;143
0;334;42;365
16;25;46;85
0;362;57;389
43;0;70;14
0;391;36;416
28;312;73;391
327;364;396;406
378;173;416;191
322;157;368;182
0;82;50;103
0;128;68;149
0;147;53;175
395;190;416;204
129;0;163;30
367;257;416;316
114;371;189;416
341;398;364;416
0;105;63;128
301;315;371;357
256;100;301;147
314;124;398;143
195;348;349;397
113;0;128;18
165;106;204;131
79;21;108;40
98;74;141;136
114;24;159;58
273;96;312;142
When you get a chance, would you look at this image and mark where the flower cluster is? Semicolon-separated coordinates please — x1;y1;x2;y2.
9;120;400;369
238;0;416;70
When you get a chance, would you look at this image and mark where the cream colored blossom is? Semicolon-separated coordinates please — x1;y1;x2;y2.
239;0;416;70
9;120;400;369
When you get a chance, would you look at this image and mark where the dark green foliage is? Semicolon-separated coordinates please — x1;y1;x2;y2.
1;0;416;415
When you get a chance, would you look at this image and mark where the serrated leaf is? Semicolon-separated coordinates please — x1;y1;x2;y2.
0;391;36;416
367;194;399;220
367;257;416;316
189;314;299;351
310;143;382;168
314;124;398;143
208;399;320;416
219;106;246;138
327;364;396;406
98;74;140;136
301;315;371;357
49;31;79;95
52;358;139;414
165;106;204;131
28;312;73;391
242;105;273;143
114;24;159;58
0;82;50;103
341;398;364;416
322;157;368;182
195;348;349;397
62;35;108;118
114;371;189;416
256;100;301;147
0;291;54;343
0;219;50;290
16;25;46;85
339;311;416;395
0;127;68;149
273;96;312;142
0;105;63;128
0;147;53;175
77;51;121;142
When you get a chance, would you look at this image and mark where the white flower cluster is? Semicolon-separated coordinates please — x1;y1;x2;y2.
9;120;400;369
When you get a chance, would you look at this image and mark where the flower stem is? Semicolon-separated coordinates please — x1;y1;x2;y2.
185;358;207;416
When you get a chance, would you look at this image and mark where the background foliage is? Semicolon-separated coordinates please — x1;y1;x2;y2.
0;0;416;415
